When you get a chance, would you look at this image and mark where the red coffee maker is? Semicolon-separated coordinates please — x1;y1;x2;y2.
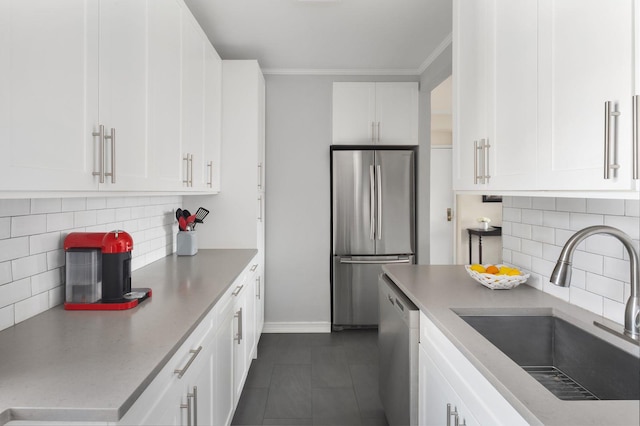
63;231;151;310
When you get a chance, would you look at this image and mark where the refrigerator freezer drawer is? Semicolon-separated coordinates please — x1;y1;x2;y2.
332;255;413;329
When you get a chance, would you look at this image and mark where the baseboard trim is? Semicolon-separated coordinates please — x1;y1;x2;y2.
262;321;331;333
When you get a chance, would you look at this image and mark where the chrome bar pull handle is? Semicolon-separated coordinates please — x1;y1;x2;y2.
369;165;375;240
447;404;459;426
479;138;487;184
207;161;213;188
250;264;258;272
104;128;116;184
604;101;621;179
377;121;381;142
232;285;244;297
183;154;190;186
189;154;194;186
257;196;263;222
256;275;261;300
473;140;479;184
180;400;190;426
235;308;243;344
371;122;375;142
174;346;203;378
192;386;198;426
257;162;263;190
376;164;382;240
446;403;452;426
633;95;639;180
92;125;105;183
484;138;491;183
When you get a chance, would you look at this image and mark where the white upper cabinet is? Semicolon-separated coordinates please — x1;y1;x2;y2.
0;0;222;196
97;0;148;190
0;0;100;192
332;82;419;145
147;0;184;192
453;0;538;191
537;0;636;191
454;0;639;195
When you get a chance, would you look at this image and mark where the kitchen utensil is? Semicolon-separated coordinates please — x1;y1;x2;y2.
182;209;191;219
175;208;183;222
186;214;197;229
195;207;209;222
178;216;187;232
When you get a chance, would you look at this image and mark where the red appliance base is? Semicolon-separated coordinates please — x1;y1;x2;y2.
64;288;152;311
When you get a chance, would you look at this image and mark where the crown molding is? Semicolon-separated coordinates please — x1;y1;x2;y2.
261;67;421;76
417;32;453;75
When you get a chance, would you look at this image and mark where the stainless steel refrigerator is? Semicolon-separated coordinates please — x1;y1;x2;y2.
331;147;415;329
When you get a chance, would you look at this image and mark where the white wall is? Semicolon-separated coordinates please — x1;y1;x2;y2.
0;196;181;331
502;196;640;326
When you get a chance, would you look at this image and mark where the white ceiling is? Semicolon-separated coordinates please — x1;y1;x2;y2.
183;0;452;75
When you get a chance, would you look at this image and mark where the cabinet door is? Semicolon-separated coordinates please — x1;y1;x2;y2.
98;0;149;190
181;341;214;426
453;0;488;190
537;0;636;190
375;83;419;145
181;13;205;189
232;286;248;403
485;0;538;189
214;297;235;426
332;83;376;144
419;345;480;426
203;43;222;193
147;0;183;191
0;0;99;192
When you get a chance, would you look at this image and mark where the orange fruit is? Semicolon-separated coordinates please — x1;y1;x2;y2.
485;265;499;274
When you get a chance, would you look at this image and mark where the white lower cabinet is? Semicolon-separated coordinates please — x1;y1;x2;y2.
418;313;528;426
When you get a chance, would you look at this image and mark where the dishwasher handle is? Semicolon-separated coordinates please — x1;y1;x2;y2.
340;258;411;265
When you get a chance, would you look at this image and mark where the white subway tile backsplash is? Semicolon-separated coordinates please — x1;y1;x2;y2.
521;239;543;258
569;287;603;316
584;234;625;259
503;207;522;223
0;262;12;285
602;298;625;324
512;197;532;209
14;292;49;324
47;212;74;232
569;213;604;230
625;199;640;217
504;196;640;328
556;198;586;213
531;226;555;244
0;278;31;308
86;197;107;210
74;210;97;227
61;198;87;212
12;254;47;281
586;198;625;216
585;273;625;303
531;197;555;210
31;199;62;214
0;237;29;263
0;195;181;329
0;200;30;217
512;223;532;239
11;214;47;237
502;249;512;264
521;209;543;225
30;232;62;255
0;218;10;240
0;305;14;332
604;215;640;239
543;211;571;229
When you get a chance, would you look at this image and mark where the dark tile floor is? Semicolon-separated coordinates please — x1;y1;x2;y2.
231;330;388;426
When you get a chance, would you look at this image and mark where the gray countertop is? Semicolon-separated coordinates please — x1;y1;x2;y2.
383;264;640;426
0;249;257;424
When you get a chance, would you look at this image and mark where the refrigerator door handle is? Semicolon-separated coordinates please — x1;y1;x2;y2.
369;165;375;240
376;164;382;240
339;258;411;265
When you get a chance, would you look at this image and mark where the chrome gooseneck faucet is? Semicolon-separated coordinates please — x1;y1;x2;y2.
550;225;639;342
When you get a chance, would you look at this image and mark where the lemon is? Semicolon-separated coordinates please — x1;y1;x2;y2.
498;266;512;275
470;264;486;273
507;268;521;276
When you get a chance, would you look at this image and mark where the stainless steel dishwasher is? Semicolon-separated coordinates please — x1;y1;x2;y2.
378;273;419;426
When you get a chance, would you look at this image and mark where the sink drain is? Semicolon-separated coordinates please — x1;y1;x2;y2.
523;366;599;401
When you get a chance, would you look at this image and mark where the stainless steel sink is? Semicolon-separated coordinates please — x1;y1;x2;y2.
459;315;640;401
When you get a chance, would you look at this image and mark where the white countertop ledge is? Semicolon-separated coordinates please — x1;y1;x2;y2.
0;249;257;425
383;264;640;426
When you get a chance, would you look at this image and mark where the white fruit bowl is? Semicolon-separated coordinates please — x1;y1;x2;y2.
464;264;530;290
